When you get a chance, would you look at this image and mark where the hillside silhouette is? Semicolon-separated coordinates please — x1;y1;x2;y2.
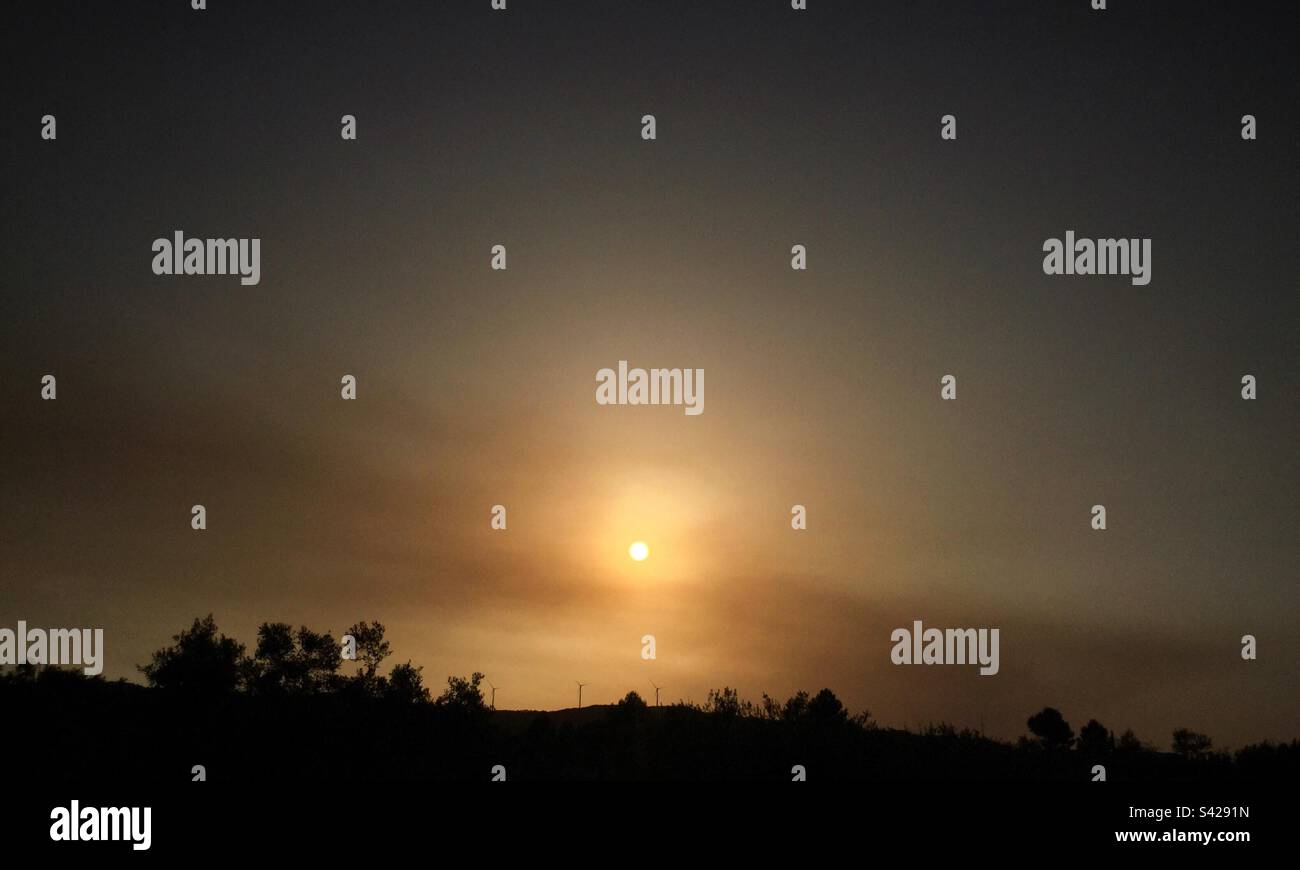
4;615;1295;782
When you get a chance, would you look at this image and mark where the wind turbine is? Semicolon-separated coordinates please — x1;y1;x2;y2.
487;681;499;710
650;681;663;707
576;681;588;709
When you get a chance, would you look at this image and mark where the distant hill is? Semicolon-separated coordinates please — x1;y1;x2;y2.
491;704;624;734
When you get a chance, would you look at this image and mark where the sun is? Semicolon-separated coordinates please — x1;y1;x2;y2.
628;541;650;562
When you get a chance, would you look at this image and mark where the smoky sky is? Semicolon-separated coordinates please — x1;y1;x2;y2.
2;0;1298;749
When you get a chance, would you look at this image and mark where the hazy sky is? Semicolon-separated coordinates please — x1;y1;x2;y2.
3;0;1297;749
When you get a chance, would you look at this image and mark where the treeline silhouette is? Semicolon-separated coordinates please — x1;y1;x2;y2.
3;615;1295;781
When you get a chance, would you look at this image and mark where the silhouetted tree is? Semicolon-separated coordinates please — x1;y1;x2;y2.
1078;719;1114;757
1116;728;1144;752
1027;707;1075;751
1236;740;1300;778
435;672;488;712
384;661;429;704
851;707;875;729
298;627;341;688
245;623;341;695
757;688;864;726
344;620;390;688
139;614;244;694
1172;728;1213;759
618;690;648;711
610;690;649;725
703;687;745;718
806;688;849;725
2;663;39;683
780;690;810;721
243;622;292;694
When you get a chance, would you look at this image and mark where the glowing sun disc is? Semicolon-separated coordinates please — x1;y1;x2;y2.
629;541;650;562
